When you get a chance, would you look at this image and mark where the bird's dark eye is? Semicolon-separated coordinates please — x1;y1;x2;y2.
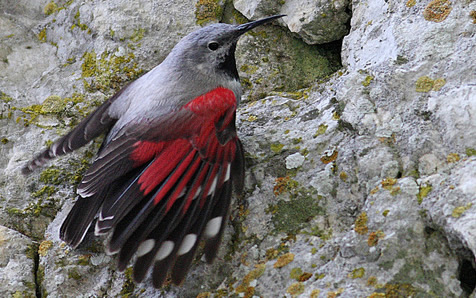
207;41;220;51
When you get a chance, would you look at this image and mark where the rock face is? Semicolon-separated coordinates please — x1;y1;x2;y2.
234;0;351;44
1;0;476;297
0;226;36;297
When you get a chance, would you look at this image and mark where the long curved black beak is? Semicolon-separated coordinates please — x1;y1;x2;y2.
236;15;285;34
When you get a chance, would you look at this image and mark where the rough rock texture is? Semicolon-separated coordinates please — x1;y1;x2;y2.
1;0;476;297
0;225;36;297
234;0;351;44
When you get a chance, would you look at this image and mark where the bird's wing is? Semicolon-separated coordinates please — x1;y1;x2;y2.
21;84;133;174
60;87;245;287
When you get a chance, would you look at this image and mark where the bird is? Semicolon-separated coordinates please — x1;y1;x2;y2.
23;15;284;288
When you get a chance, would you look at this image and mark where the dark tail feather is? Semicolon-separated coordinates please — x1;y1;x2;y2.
94;162;153;235
21;86;130;174
203;179;232;263
152;189;211;288
131;196;198;282
60;187;108;248
22;148;56;174
131;163;211;282
232;139;245;194
171;179;231;284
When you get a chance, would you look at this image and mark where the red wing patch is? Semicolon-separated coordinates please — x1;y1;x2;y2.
129;87;238;207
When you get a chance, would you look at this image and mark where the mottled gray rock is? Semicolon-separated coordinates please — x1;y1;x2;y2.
234;0;351;44
0;225;36;297
1;0;476;296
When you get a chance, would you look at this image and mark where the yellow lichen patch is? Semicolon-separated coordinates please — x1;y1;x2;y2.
452;203;472;218
315;273;326;280
466;148;476;156
390;186;401;196
196;292;211;298
314;124;328;138
416;184;432;204
471;11;476;24
382;209;389;217
406;0;416;7
415;76;446;92
77;254;91;265
41;95;66;113
446;153;460;163
273;176;299;196
381;178;397;190
287;282;305;297
290;267;302;280
274;252;294;268
195;0;224;26
367;276;378;286
378;134;396;145
339;171;348;181
235;263;266;294
384;283;417;297
298;272;313;282
415;76;434;92
327;288;344;298
423;0;452;22
432;78;446;91
38;28;47;42
290;268;312;281
370;186;379;195
320;149;338;164
310;289;321;298
246;115;258;122
354;212;368;235
368;230;385;246
44;1;58;15
270;143;284;153
38;240;53;257
349;267;365;279
81;50;144;93
362;75;374;87
265;248;279;260
369;293;386;298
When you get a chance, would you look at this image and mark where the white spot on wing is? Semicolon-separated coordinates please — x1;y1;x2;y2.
137;239;155;257
77;188;94;198
94;221;106;236
225;163;231;182
193;186;202;200
204;216;222;238
177;234;197;255
98;211;114;221
51;143;59;156
155;241;174;261
178;187;187;198
207;176;218;196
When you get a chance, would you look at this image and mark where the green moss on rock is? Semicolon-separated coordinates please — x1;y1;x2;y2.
195;0;224;26
270;188;323;234
81;50;144;93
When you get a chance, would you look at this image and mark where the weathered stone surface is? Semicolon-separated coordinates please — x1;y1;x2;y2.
0;225;36;297
234;0;351;44
1;0;475;297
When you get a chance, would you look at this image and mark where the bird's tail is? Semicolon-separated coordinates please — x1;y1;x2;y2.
22;147;57;174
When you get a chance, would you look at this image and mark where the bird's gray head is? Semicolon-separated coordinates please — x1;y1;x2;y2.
166;15;284;81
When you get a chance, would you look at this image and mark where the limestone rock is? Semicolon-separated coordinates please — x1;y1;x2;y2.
234;0;351;44
0;226;36;297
